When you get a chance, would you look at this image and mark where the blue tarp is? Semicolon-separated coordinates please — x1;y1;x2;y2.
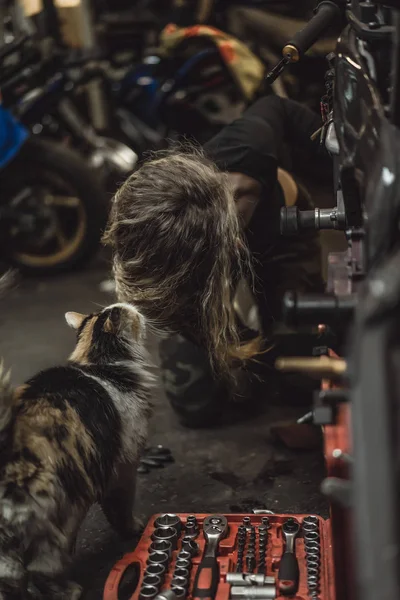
0;105;28;169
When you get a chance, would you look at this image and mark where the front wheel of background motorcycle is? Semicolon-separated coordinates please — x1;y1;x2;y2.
0;137;108;275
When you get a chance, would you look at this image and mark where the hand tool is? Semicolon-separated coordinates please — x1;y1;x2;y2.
278;518;300;596
193;515;228;600
226;574;275;586
257;525;268;535
154;591;178;600
174;568;190;580
176;559;191;571
303;516;319;526
304;540;320;552
242;517;251;529
304;531;320;543
155;514;182;533
306;557;320;568
172;576;189;589
181;538;199;556
145;564;166;579
149;540;172;556
245;553;256;573
140;585;159;599
177;550;192;562
152;527;178;550
147;551;170;568
303;521;319;532
184;522;199;540
142;574;162;589
261;517;270;529
170;586;186;599
230;585;276;599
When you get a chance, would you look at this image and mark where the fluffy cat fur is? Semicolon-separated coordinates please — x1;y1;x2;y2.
0;303;153;599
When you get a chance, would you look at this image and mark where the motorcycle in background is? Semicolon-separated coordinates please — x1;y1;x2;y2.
0;35;138;190
0;100;108;275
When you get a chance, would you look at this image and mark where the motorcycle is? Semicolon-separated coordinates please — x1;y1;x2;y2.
0;36;137;190
0;98;108;275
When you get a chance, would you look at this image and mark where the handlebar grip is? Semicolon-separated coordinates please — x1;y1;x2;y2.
284;1;343;61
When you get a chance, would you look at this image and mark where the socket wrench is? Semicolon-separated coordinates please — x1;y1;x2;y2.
278;518;300;596
193;515;228;600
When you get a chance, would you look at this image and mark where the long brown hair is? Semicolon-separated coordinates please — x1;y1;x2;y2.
103;148;260;374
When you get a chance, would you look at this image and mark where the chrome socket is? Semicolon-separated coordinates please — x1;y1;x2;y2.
304;540;321;553
175;559;191;571
149;540;173;557
154;514;182;534
139;585;159;599
181;537;199;556
171;576;188;590
145;564;166;579
177;550;192;562
147;551;169;567
152;527;178;550
173;567;190;580
230;585;276;599
170;586;186;599
226;574;275;586
142;574;162;588
304;531;319;542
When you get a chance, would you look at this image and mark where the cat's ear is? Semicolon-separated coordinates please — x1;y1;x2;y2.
65;311;86;330
104;307;120;333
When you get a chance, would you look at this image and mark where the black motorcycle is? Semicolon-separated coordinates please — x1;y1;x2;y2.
0;38;108;275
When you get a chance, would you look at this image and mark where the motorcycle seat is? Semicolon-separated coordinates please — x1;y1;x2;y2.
227;7;336;57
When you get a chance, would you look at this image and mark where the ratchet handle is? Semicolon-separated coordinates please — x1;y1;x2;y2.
193;556;220;600
284;1;343;60
278;552;300;596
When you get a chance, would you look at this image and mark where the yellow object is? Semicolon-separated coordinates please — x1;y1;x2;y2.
160;23;265;101
19;0;43;17
275;356;347;380
54;0;86;48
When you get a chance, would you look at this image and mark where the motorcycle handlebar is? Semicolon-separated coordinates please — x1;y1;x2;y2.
283;1;344;62
0;35;30;64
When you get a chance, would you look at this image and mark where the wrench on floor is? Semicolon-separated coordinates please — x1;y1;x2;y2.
193;515;228;600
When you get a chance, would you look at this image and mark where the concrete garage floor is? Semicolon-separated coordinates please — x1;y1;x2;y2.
0;261;333;599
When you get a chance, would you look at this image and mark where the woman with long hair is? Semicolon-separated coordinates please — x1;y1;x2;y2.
103;94;326;426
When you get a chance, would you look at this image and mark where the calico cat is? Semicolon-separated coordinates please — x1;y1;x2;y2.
0;303;153;599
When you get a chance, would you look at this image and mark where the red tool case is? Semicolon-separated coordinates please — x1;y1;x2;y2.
104;513;335;600
105;353;351;600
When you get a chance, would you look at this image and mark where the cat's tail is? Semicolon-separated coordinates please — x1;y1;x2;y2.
0;362;14;435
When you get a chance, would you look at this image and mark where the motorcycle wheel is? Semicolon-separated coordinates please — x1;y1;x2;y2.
0;137;108;275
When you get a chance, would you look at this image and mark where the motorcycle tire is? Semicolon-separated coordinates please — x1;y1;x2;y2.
0;137;108;275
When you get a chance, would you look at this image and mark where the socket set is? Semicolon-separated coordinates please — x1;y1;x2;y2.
103;513;334;600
